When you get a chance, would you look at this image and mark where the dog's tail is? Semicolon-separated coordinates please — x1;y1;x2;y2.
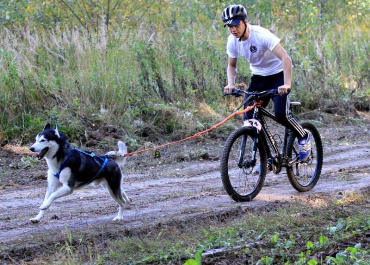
105;141;127;167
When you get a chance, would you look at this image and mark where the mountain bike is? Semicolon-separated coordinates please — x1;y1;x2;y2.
220;89;323;202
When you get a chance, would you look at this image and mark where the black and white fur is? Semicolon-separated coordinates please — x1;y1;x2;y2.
29;123;130;223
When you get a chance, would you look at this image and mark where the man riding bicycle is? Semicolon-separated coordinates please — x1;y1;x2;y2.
222;4;311;163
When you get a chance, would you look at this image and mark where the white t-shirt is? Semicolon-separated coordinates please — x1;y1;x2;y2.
227;24;283;76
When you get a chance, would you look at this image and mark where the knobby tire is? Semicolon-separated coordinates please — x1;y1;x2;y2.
286;122;323;192
220;126;267;202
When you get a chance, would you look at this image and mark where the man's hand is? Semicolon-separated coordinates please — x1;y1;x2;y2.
224;85;234;94
278;84;291;95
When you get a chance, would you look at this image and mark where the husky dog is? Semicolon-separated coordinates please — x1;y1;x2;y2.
29;123;130;223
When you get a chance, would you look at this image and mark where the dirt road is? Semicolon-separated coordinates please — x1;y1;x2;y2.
0;116;369;262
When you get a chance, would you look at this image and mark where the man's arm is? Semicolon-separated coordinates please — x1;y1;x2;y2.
224;56;238;94
272;44;292;94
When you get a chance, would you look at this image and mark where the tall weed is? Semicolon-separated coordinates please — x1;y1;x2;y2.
0;1;369;141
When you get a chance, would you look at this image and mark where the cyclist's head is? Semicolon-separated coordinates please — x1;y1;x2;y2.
222;4;247;27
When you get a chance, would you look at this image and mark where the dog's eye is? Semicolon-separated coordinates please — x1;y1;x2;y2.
40;139;46;142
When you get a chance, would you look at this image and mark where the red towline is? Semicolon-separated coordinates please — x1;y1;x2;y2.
123;102;260;157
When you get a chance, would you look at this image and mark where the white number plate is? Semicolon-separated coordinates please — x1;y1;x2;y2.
244;119;262;131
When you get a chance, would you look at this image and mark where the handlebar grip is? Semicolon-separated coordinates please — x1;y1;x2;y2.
271;88;291;95
223;88;243;97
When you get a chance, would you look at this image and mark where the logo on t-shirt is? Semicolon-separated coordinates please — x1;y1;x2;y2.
250;45;258;53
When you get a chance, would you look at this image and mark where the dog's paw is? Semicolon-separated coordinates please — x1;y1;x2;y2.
113;216;124;222
30;218;40;224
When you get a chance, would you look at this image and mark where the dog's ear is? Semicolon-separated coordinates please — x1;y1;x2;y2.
53;124;60;138
43;123;51;131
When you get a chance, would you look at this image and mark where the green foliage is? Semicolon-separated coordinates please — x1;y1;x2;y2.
184;249;202;265
257;256;274;265
0;0;369;142
326;244;369;264
5;194;370;264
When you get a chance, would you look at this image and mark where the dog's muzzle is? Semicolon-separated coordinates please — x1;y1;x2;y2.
30;147;49;160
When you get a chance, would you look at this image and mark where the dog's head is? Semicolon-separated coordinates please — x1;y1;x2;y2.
30;123;61;160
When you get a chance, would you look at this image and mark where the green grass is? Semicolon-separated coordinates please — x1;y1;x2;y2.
15;189;370;265
0;1;369;144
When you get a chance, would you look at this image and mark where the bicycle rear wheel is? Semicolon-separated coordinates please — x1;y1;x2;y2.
220;127;267;202
286;122;323;192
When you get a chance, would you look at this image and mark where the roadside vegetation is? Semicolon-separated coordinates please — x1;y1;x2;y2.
18;188;370;264
0;1;369;264
0;0;369;146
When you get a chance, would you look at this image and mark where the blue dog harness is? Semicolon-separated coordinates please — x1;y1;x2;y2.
54;148;109;187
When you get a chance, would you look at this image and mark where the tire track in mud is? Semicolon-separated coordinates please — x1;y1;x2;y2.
0;142;369;255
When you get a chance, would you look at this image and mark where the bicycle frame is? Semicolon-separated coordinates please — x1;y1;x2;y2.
253;105;291;162
237;96;298;172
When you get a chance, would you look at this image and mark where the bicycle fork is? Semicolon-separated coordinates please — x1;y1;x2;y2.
237;130;259;169
237;135;247;168
237;106;261;169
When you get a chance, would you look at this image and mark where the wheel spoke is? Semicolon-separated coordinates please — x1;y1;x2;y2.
221;127;267;202
286;122;323;192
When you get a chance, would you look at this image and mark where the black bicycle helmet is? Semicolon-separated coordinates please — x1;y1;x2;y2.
222;4;247;27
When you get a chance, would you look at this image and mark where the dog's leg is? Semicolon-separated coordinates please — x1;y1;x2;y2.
119;168;132;204
30;210;47;223
99;166;131;205
121;188;131;204
39;184;72;210
104;179;131;204
101;179;127;221
39;168;73;211
30;171;61;223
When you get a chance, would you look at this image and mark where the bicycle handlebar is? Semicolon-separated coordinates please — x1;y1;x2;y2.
224;88;290;98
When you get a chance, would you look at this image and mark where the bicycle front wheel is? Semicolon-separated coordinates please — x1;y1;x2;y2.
286;122;323;192
220;127;267;202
